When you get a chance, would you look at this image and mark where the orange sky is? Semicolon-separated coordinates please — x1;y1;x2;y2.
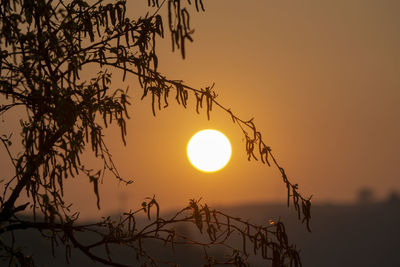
1;0;400;219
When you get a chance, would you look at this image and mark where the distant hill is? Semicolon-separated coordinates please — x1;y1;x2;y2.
2;195;400;266
219;194;400;267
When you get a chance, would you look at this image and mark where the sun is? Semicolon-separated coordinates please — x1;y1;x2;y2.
187;129;232;172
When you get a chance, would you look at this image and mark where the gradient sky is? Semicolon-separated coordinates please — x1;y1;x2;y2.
1;0;399;219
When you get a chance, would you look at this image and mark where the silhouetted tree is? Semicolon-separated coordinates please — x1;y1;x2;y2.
0;0;311;266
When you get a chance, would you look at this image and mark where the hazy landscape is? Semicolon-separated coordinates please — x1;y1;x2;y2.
5;191;399;267
1;0;399;265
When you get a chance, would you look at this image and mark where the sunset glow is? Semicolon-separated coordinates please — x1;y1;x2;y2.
187;129;232;172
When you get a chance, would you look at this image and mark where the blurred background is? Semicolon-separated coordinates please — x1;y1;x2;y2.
11;192;400;266
51;0;399;218
1;0;399;266
1;0;399;218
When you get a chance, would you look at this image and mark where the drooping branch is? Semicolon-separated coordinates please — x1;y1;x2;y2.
0;128;66;222
0;0;310;266
0;198;302;266
89;61;312;230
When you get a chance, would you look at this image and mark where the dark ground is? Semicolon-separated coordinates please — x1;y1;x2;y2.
2;193;400;267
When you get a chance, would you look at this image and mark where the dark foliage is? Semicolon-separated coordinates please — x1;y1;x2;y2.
0;0;311;266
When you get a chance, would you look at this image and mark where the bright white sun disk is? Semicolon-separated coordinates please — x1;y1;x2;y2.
187;129;232;172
